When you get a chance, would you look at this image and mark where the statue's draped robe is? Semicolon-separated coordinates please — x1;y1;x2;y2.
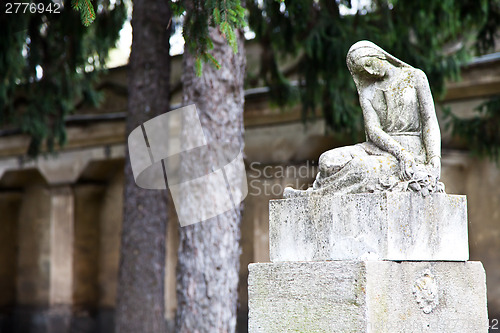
313;68;428;194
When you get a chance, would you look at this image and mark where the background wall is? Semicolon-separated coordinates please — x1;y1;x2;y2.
0;49;499;332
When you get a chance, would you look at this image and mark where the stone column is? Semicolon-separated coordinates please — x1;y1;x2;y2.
46;186;74;333
16;184;74;332
49;187;74;306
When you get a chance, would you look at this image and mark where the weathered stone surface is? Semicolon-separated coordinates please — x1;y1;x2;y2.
270;192;468;262
248;261;488;333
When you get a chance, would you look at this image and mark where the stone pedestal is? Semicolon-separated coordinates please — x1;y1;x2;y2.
248;193;489;332
270;193;468;261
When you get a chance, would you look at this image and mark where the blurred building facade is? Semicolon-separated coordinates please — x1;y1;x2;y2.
0;46;500;332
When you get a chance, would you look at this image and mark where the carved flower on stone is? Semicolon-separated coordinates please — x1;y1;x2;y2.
413;269;439;314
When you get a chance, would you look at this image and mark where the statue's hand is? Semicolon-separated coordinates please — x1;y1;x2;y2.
427;156;441;180
399;151;415;181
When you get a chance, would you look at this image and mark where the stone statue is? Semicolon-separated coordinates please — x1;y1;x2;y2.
285;40;444;198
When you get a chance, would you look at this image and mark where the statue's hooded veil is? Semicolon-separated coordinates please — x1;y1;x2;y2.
346;40;413;93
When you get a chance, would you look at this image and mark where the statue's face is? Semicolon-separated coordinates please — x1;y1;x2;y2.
359;56;389;78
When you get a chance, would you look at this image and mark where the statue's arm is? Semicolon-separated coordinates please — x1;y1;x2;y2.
361;96;415;180
415;69;441;178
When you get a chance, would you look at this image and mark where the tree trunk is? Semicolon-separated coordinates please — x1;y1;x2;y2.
175;27;246;332
115;0;171;332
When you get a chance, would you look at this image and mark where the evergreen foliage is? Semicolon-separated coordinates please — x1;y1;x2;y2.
0;0;126;155
14;0;500;161
247;0;500;144
444;97;500;162
172;0;246;76
72;0;96;26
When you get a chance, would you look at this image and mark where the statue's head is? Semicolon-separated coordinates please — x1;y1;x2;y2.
347;43;388;78
347;41;412;88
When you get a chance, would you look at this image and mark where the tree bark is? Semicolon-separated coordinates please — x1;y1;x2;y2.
115;0;171;332
175;27;246;332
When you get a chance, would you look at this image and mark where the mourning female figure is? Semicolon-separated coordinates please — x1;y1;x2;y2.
284;41;444;198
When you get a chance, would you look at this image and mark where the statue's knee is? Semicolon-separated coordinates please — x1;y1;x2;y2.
319;149;352;175
318;153;330;167
318;154;332;174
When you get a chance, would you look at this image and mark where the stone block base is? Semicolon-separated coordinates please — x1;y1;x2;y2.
248;261;488;332
270;193;468;261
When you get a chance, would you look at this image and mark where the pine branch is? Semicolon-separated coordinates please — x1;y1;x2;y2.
73;0;96;26
182;0;246;76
